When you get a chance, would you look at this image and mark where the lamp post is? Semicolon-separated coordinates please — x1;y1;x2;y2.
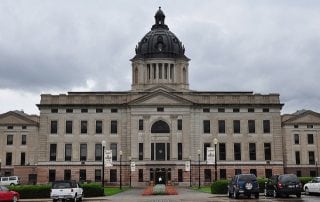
101;140;106;187
189;155;192;187
197;149;201;189
213;138;218;181
128;156;132;188
119;150;122;190
316;158;318;177
0;159;2;177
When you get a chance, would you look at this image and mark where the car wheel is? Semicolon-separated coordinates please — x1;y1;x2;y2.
10;183;15;186
233;189;239;199
296;193;301;198
247;193;251;198
305;187;309;195
227;189;232;198
12;195;18;202
273;190;277;198
255;193;259;199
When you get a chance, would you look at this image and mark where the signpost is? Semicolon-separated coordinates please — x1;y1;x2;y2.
185;161;190;171
104;150;113;167
130;161;136;172
207;147;215;165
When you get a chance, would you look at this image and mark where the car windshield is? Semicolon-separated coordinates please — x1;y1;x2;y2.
238;175;256;181
279;174;299;183
52;182;72;189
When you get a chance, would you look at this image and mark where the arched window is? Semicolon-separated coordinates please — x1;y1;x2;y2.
151;120;170;133
134;67;138;84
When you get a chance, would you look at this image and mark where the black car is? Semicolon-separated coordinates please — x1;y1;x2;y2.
265;174;301;198
227;174;259;199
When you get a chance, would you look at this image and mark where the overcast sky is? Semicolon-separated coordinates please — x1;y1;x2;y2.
0;0;319;115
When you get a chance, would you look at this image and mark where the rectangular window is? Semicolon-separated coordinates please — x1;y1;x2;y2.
147;64;151;80
21;135;27;145
110;169;117;182
111;143;117;161
7;135;13;145
22;125;27;129
20;152;26;165
235;169;241;175
6;153;12;165
250;169;257;177
153;64;157;79
233;108;240;112
296;170;301;177
294;124;299;128
139;169;144;182
249;143;256;160
80;144;87;161
95;169;101;182
81;108;88;113
264;143;271;160
111;120;118;134
263;108;269;112
157;107;164;112
220;169;226;179
203;108;210;112
51;108;58;113
177;119;182;131
50;144;57;161
51;120;58;134
265;169;272;178
310;170;316;177
139;119;144;131
151;143;154;160
263;120;270;133
49;170;56;182
178;169;183;182
178;143;183;160
79;169;86;182
309;151;315;164
65;144;72;161
308;134;314;144
81;120;88;134
139;143;143;160
248;108;255;112
96;120;103;134
203;120;210;133
66;120;73;134
248;120;255;133
111;108;118;113
64;170;71;181
233;120;240;133
234;143;241;160
170;64;174;79
164;63;168;79
218;108;225;112
95;144;102;161
159;63;162;79
307;124;313;128
204;143;211;161
218;120;225;133
204;169;211;182
66;108;73;113
219;143;226;160
295;151;300;165
96;108;103;113
7;125;13;129
294;134;299;144
167;143;170;160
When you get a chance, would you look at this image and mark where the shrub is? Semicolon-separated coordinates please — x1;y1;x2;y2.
9;184;51;199
299;177;313;186
81;183;104;197
211;180;229;194
257;177;268;193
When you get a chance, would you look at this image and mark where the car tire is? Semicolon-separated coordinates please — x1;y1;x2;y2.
305;187;309;195
227;190;232;198
296;193;301;198
247;193;251;198
12;195;18;202
273;190;277;198
10;183;15;186
233;189;239;199
255;193;259;199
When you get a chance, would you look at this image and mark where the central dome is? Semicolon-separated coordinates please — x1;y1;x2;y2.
133;7;189;60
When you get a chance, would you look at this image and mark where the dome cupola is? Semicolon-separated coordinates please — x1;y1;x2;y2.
133;7;189;60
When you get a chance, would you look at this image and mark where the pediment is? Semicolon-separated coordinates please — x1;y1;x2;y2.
0;112;38;126
284;111;320;124
129;91;193;106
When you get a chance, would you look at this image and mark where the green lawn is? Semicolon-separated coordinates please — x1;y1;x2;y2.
104;187;129;196
191;186;211;193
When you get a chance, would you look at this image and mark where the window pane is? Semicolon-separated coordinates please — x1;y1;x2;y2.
178;169;183;182
95;169;101;182
294;134;299;144
66;121;72;134
51;121;58;134
50;144;57;161
233;120;240;133
49;170;56;182
204;143;211;161
110;169;117;182
308;134;314;144
203;120;210;133
64;170;71;181
6;152;12;165
309;151;315;164
81;121;88;134
263;120;270;133
139;169;143;182
96;120;103;134
21;135;27;145
111;120;117;134
111;143;117;161
264;143;271;160
204;169;211;182
65;144;72;161
177;119;182;131
234;143;241;160
80;144;87;161
178;143;182;160
248;120;255;133
218;120;225;133
20;152;26;165
295;151;300;165
139;119;144;131
249;143;256;160
7;135;13;145
139;143;143;160
219;143;226;160
95;144;102;161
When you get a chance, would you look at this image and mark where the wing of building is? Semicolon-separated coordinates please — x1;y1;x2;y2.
0;8;319;185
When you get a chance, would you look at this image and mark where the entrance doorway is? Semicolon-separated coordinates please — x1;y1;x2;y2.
150;168;171;185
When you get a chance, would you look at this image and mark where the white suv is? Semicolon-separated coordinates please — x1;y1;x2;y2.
50;180;83;202
0;176;20;186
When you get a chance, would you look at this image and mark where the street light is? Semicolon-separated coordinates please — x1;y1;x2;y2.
189;155;192;187
316;158;318;177
101;140;106;187
0;159;2;177
119;150;122;190
128;156;132;188
197;149;201;189
213;138;218;181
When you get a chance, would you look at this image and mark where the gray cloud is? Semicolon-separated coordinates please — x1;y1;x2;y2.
0;0;319;114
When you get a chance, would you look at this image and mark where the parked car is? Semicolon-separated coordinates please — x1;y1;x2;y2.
227;174;259;199
303;177;320;195
0;185;20;202
265;174;301;198
50;180;83;202
0;176;20;186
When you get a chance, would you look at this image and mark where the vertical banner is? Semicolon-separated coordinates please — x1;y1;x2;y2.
104;150;113;167
207;147;215;164
130;161;136;172
185;161;190;171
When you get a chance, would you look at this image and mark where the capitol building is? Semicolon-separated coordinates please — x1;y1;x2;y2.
0;8;319;186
